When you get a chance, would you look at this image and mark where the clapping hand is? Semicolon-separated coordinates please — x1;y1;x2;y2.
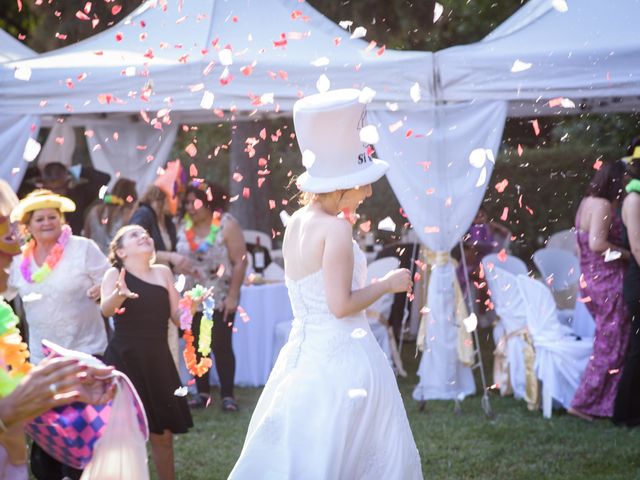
381;268;413;294
115;269;139;299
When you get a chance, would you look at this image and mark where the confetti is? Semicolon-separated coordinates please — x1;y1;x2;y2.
218;48;233;66
22;138;41;162
174;386;188;397
358;87;376;104
409;82;421;103
475;166;487;187
552;0;569;12
14;67;31;81
316;74;330;93
311;57;330;67
433;2;444;22
377;217;396;232
347;388;367;399
350;328;368;339
463;313;477;333
603;249;622;262
495;179;509;193
510;59;532;73
359;125;379;145
200;91;214;109
350;26;367;39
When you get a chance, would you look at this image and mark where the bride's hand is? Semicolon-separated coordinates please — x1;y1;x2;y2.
381;268;413;294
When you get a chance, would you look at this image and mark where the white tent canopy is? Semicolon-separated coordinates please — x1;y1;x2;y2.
0;0;434;118
436;0;640;116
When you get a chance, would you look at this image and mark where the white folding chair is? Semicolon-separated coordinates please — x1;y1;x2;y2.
533;247;595;337
516;275;593;418
366;257;403;373
547;229;579;258
482;256;528;399
243;229;273;252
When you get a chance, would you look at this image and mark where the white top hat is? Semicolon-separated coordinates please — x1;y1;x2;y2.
293;89;389;193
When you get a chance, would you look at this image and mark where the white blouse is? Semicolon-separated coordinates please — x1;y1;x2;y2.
8;236;109;364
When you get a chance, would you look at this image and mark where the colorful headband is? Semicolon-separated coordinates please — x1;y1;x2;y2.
103;194;125;206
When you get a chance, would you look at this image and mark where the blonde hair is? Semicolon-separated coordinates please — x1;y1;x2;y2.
139;185;166;206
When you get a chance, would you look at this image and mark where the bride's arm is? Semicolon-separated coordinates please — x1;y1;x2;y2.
323;220;411;319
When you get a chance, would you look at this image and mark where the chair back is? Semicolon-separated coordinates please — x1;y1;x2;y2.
482;253;527;276
547;229;579;257
516;275;575;343
532;248;580;291
481;260;527;333
243;229;273;252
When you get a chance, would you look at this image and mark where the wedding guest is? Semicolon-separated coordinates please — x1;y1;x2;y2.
570;160;630;420
229;89;422;479
176;181;247;411
83;178;138;254
614;143;640;427
7;189;110;479
101;225;196;480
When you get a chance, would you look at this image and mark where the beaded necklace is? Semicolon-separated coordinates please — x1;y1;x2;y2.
20;224;72;284
183;212;222;253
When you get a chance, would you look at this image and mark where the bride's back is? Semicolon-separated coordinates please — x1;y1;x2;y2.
283;205;344;281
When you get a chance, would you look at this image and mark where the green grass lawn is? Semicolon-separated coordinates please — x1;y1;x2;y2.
170;329;640;480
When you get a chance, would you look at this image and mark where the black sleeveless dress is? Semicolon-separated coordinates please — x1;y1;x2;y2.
104;272;193;434
613;217;640;427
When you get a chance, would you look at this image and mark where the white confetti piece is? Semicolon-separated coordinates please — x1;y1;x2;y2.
124;66;136;77
359;124;379;144
603;248;622;262
316;74;330;93
469;148;488;168
552;0;568;12
218;48;233;66
338;20;353;29
311;56;330;67
174;274;186;292
510;59;532;73
350;26;367;39
476;166;487;187
409;82;421;103
433;2;444;22
22;292;43;303
98;185;108;200
463;313;478;333
200;90;214;109
560;98;576;108
385;102;399;112
388;120;403;133
260;92;274;105
174;386;188;397
378;216;396;232
14;66;31;81
358;87;376;104
347;388;368;399
350;328;368;339
22;137;41;162
302;149;316;168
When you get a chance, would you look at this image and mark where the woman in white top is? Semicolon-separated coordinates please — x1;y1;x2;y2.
8;189;110;479
229;90;422;479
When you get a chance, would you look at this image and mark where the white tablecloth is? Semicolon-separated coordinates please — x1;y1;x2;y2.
179;282;293;388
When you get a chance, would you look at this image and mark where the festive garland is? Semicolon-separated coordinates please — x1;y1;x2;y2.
626;178;640;195
20;224;72;284
0;301;32;397
103;194;125;206
180;285;215;377
183;212;221;253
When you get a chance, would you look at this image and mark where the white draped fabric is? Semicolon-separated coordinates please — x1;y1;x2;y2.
0;114;40;190
85;122;178;194
371;101;507;400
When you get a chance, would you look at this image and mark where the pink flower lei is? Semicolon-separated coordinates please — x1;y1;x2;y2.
20;225;72;283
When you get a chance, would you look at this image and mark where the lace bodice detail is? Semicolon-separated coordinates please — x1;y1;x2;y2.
285;241;368;322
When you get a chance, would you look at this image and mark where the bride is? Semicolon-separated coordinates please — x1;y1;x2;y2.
229;89;423;479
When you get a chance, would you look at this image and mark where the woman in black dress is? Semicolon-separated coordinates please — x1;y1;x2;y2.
100;224;197;480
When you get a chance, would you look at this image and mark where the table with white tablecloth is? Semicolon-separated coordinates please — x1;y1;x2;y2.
179;282;293;388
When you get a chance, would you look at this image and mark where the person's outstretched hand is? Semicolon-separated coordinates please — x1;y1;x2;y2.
116;269;139;299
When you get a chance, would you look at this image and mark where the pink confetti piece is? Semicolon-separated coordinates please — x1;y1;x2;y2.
242;187;250;199
500;207;509;221
115;32;123;42
185;143;197;157
497;249;508;262
593;159;603;170
530;119;540;136
494;179;509;193
111;5;122;15
232;172;243;182
189;164;198;177
517;144;523;156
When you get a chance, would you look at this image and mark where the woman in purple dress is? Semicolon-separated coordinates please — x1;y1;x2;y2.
570;160;631;420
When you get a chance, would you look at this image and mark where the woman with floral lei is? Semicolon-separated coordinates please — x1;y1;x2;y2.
176;181;247;411
7;189;111;478
0;184;114;480
101;224;208;480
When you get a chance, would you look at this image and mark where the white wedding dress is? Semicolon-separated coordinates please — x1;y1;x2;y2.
229;242;423;480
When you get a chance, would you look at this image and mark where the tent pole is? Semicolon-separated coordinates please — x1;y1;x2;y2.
458;240;494;419
397;241;419;357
